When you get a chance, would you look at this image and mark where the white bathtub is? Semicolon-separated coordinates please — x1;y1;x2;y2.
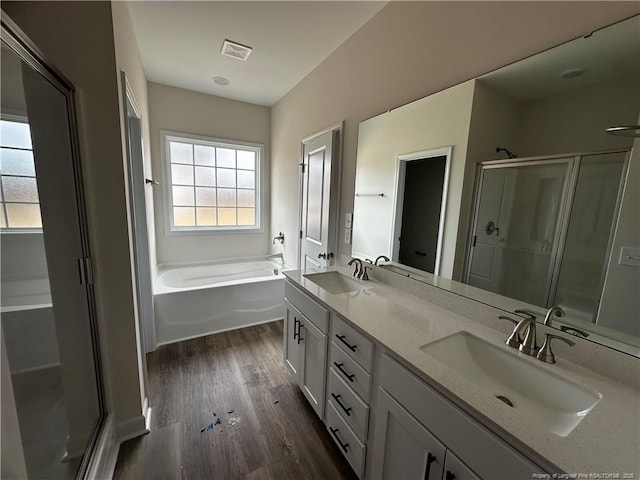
154;258;286;345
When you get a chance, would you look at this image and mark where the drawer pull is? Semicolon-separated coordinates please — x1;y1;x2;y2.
293;317;299;340
424;452;437;480
333;362;355;382
445;471;456;480
336;334;357;352
331;393;352;416
329;426;350;453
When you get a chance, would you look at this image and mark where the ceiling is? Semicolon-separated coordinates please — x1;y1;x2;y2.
128;1;386;106
479;15;639;102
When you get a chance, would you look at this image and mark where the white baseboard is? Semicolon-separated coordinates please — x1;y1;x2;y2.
115;413;149;443
85;415;118;480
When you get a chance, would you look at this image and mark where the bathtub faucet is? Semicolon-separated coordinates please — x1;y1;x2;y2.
266;253;284;266
273;232;285;244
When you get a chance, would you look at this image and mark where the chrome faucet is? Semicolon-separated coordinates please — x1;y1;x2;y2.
375;255;390;266
500;314;537;356
500;314;575;363
347;258;364;279
543;306;565;326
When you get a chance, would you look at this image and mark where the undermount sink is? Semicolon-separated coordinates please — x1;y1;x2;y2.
420;332;601;437
303;271;370;295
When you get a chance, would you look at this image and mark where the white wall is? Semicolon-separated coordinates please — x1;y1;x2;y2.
147;82;271;265
3;0;144;439
270;1;640;270
351;81;475;278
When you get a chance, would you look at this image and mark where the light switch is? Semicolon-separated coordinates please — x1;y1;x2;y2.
344;228;352;245
345;213;353;229
619;246;640;267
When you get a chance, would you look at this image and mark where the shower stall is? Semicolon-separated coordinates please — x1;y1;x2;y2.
466;150;628;324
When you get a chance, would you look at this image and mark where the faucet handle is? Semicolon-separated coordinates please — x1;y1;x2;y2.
362;265;372;281
498;315;519;325
536;333;575;364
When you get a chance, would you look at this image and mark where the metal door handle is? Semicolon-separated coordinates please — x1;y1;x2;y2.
331;393;352;416
329;427;349;453
293;317;299;340
335;334;357;352
318;252;334;259
333;362;355;382
485;221;500;236
297;323;304;344
424;452;437;480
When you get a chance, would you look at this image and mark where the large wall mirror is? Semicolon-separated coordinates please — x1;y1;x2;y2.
352;15;639;357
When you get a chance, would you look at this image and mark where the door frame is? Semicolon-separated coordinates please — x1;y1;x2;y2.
391;146;452;276
297;122;343;269
120;72;153;432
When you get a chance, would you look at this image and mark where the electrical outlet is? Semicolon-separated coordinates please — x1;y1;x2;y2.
619;246;640;267
344;228;352;245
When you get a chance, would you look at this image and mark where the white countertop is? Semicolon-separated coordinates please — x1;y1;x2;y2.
284;267;640;476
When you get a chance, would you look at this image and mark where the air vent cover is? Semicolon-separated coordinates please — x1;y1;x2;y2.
221;39;252;61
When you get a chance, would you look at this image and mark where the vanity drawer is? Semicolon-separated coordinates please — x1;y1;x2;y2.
332;314;374;371
327;367;370;442
326;400;366;479
331;341;372;402
285;280;329;333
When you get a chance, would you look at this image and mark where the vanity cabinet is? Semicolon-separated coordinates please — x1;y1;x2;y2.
284;281;329;419
372;353;545;480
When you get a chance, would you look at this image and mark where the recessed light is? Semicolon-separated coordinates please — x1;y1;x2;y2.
560;68;584;79
212;76;230;86
221;39;252;61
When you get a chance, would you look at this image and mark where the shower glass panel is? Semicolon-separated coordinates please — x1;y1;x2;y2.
467;160;571;306
1;32;102;479
553;152;626;322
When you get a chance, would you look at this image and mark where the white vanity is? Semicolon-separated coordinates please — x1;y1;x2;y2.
282;266;640;480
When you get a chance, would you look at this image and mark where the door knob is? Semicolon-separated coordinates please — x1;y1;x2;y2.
485;221;500;236
317;252;334;259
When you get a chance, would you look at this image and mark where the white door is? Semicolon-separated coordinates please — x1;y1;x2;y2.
283;300;302;378
298;317;327;419
370;388;446;480
299;126;341;270
467;168;516;292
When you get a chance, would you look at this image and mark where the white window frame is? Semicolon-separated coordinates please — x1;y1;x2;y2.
161;130;264;234
0;114;43;234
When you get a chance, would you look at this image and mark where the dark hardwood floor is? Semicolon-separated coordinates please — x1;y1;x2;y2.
113;321;357;479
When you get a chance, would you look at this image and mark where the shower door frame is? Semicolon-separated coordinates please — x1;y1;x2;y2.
464;149;629;310
1;14;106;480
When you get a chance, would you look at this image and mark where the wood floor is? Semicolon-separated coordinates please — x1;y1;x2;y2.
113;321;357;479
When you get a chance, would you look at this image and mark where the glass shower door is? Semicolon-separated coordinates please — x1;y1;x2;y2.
552;151;627;322
467;159;573;306
1;26;102;480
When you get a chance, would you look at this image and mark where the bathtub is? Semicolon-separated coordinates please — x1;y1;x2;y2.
154;258;286;345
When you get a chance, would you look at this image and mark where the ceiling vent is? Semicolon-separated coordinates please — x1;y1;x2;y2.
221;39;252;61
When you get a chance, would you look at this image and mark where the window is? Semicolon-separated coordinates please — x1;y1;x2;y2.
163;132;262;232
0;119;42;230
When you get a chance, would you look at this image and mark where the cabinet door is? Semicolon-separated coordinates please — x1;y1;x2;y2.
370;388;446;480
443;450;481;480
299;317;327;419
284;300;302;380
